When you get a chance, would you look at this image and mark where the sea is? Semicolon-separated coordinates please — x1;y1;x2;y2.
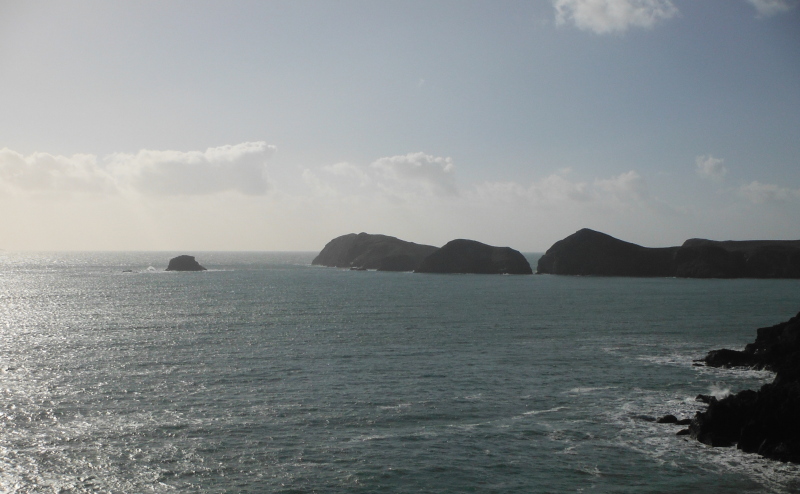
1;251;799;493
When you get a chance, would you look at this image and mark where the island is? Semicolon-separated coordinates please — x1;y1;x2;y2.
536;228;677;277
675;238;800;278
312;233;438;272
313;233;533;274
415;239;533;275
687;312;800;463
537;228;800;278
166;255;207;271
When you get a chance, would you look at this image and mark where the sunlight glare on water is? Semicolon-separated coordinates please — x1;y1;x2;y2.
0;252;798;492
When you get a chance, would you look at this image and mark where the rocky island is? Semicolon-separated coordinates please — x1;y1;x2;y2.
536;228;677;277
415;239;532;275
675;238;800;278
537;228;800;279
312;233;438;272
314;233;532;274
166;255;207;271
687;312;800;463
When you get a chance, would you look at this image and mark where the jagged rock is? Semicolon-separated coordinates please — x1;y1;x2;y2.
536;229;677;276
166;255;206;272
689;312;800;463
415;239;532;275
690;390;760;447
696;394;718;405
312;233;438;272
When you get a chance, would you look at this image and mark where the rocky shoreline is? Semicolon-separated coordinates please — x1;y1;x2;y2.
661;312;800;463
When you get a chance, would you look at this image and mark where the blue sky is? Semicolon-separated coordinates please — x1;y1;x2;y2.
1;0;798;251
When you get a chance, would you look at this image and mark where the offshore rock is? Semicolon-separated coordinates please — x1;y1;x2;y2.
690;312;800;463
536;229;677;277
312;233;438;272
415;239;532;275
166;255;206;271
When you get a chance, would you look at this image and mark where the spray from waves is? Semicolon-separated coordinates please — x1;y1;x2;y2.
708;383;732;400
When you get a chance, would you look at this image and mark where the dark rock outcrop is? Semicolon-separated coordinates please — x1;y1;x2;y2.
537;228;800;278
536;229;677;277
312;233;438;272
166;255;206;271
689;312;800;463
415;239;532;275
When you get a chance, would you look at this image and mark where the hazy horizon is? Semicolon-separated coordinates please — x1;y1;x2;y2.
2;0;799;252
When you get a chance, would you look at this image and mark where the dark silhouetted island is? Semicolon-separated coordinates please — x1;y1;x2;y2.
313;233;532;274
536;228;677;277
312;233;438;272
675;238;800;278
537;228;800;278
416;239;532;275
687;312;800;463
166;255;207;271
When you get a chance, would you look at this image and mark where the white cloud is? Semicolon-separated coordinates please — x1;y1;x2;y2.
0;142;276;196
370;152;457;196
475;169;648;207
301;152;458;202
553;0;679;34
745;0;797;17
594;170;649;202
0;148;114;193
321;161;371;186
107;142;275;196
739;181;800;204
531;171;592;202
695;154;728;182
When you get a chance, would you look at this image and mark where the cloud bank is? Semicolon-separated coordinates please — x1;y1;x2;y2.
473;169;649;209
0;149;113;193
303;152;458;200
739;181;800;203
553;0;679;34
1;144;797;251
746;0;797;17
695;155;728;182
0;142;275;196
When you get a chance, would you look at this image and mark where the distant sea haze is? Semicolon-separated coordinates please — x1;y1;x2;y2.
0;251;798;492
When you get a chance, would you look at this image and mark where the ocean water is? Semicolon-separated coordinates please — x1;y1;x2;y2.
1;251;799;493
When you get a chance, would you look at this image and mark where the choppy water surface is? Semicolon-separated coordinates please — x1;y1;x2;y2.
1;252;799;493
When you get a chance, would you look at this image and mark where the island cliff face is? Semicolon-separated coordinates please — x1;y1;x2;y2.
166;255;207;271
537;228;800;279
415;239;533;275
312;233;438;272
690;312;800;463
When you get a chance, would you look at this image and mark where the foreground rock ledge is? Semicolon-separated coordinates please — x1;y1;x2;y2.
690;311;800;463
415;239;532;275
166;255;207;271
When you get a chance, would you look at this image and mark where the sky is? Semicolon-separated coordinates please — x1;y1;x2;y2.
1;0;799;252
